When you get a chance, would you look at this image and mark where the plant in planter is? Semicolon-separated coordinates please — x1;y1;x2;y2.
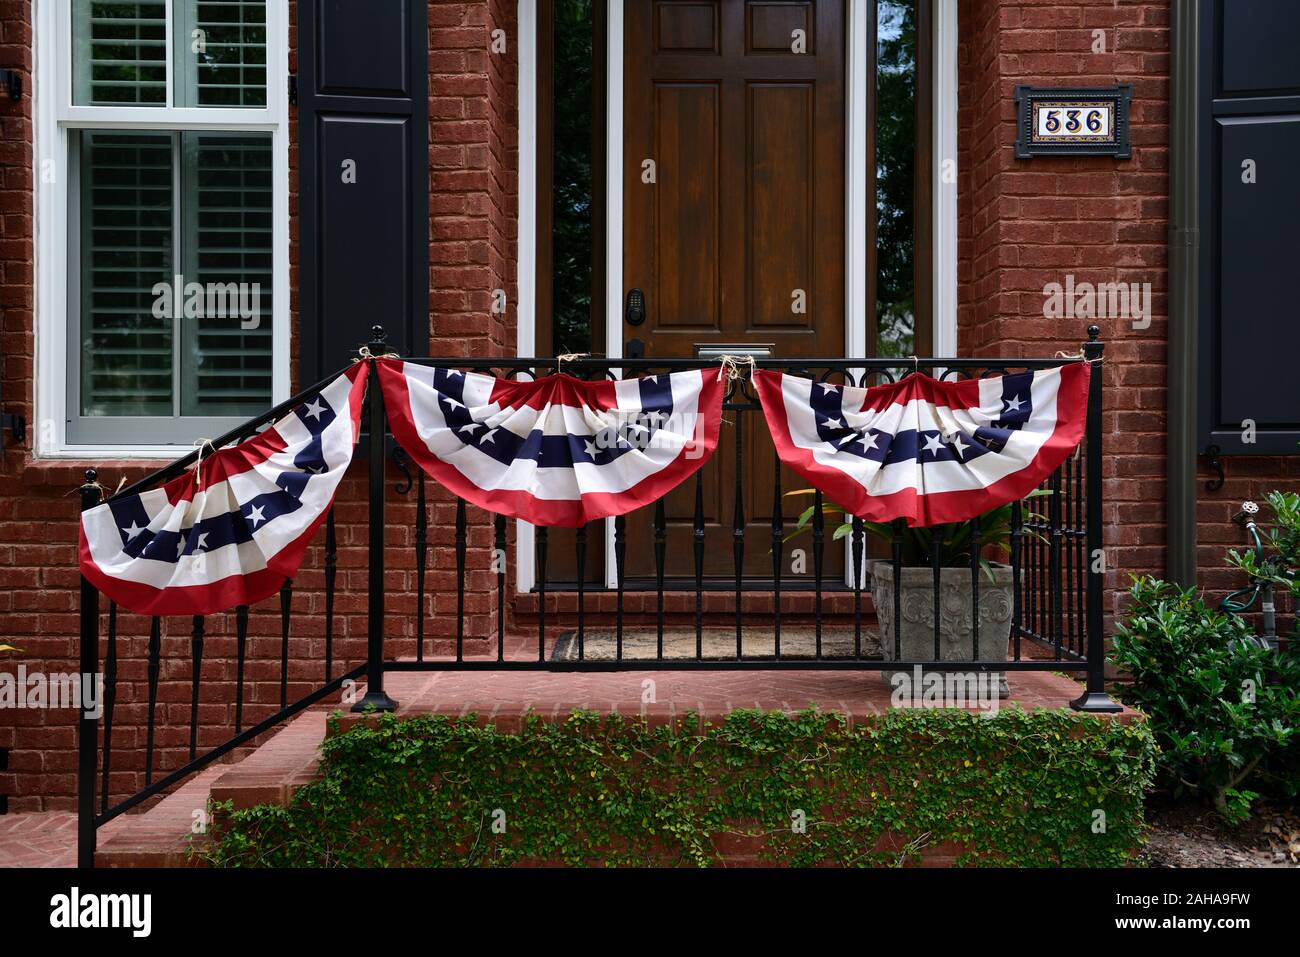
784;491;1049;697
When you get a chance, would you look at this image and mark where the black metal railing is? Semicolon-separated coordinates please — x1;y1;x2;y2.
75;324;1118;867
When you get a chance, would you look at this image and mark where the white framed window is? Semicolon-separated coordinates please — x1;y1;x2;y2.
35;0;289;455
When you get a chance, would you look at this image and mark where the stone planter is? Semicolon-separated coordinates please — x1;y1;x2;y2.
869;560;1013;698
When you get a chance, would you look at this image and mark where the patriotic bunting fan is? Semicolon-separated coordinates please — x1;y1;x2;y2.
377;358;723;526
754;363;1090;526
79;363;369;616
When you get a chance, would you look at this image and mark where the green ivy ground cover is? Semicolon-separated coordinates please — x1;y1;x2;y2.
203;707;1154;867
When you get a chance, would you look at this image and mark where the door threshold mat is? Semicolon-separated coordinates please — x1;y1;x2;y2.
551;626;884;662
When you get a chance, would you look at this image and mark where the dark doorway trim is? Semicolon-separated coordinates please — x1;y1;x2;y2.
1167;0;1199;585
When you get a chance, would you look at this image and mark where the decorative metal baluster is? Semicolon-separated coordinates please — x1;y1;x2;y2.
1010;499;1023;660
99;602;117;814
415;473;427;662
970;516;981;661
932;527;942;662
693;473;705;659
144;617;160;786
1039;481;1050;647
1050;468;1064;659
279;579;292;709
1064;458;1076;656
1074;451;1086;656
495;514;507;662
324;510;337;681
189;615;204;761
812;490;825;657
733;424;746;660
234;604;248;734
455;497;467;663
771;454;783;659
536;526;548;662
653;499;667;659
1026;489;1038;646
891;519;903;660
852;517;864;658
576;523;587;661
614;514;627;661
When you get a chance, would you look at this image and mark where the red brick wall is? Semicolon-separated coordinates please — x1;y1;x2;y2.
0;1;518;811
956;0;1296;627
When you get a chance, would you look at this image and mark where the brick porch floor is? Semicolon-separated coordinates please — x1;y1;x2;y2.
0;667;1136;868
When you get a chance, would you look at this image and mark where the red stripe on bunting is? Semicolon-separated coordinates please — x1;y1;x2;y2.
378;359;724;528
159;361;369;506
851;370;984;413
754;363;1091;527
487;372;619;411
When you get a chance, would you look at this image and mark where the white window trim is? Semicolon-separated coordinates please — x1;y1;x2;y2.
33;0;290;458
932;0;959;357
514;0;957;591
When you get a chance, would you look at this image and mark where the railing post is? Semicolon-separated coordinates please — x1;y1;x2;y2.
1072;326;1122;712
78;468;102;867
353;326;398;712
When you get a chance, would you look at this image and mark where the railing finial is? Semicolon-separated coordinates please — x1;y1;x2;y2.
1083;325;1104;362
370;324;386;344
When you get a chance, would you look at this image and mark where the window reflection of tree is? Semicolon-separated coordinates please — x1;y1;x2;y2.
875;1;917;359
551;0;595;356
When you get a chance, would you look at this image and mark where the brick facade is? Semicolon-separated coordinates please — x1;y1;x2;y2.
956;0;1295;624
0;0;1294;811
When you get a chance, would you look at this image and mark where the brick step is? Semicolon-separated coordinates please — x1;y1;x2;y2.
94;712;331;868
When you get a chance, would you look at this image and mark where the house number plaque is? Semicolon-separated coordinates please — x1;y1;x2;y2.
1014;85;1132;159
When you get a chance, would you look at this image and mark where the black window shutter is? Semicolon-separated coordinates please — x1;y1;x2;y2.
1199;1;1300;455
298;0;429;384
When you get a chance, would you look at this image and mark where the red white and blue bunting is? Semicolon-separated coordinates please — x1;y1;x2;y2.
754;363;1090;526
377;358;723;527
79;363;368;616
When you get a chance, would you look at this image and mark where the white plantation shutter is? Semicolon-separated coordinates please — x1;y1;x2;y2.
72;1;168;106
77;132;174;417
182;133;273;415
76;130;273;421
180;1;269;107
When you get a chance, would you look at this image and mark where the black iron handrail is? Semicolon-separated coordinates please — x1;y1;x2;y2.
74;324;1118;867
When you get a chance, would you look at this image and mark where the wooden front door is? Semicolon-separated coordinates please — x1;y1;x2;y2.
623;0;846;580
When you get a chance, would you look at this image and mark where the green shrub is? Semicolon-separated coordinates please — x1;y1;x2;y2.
1111;576;1300;822
203;707;1153;868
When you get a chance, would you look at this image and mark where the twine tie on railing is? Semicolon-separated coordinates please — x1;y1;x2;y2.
72;474;125;499
192;438;216;491
356;345;400;362
715;353;757;382
1054;349;1103;364
555;352;589;374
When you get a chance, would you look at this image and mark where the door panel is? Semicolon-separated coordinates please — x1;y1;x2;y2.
624;0;846;580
